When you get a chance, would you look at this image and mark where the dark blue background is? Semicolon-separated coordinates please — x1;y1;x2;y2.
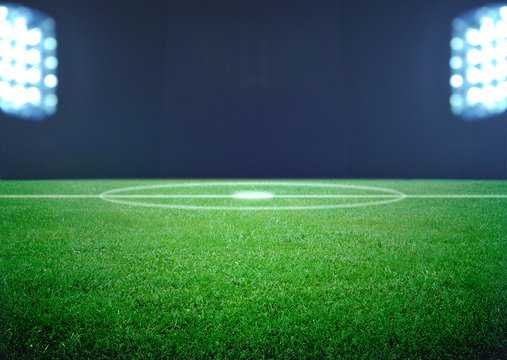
0;0;505;179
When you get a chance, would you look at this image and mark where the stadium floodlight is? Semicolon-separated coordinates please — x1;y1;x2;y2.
450;4;507;120
0;3;57;120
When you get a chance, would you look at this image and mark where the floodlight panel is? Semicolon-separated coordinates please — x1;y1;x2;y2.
0;3;57;121
451;4;507;120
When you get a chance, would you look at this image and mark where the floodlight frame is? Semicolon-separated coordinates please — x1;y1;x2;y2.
450;3;507;120
0;3;58;121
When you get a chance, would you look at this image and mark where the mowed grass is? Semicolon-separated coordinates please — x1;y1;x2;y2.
0;179;505;359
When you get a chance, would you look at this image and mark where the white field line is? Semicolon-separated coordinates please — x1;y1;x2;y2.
0;194;506;199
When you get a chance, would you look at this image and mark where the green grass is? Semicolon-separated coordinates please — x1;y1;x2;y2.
0;179;505;359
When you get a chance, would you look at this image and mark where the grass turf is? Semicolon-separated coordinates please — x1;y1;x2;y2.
0;179;505;359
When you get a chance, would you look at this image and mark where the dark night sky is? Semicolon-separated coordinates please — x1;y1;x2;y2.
0;0;506;179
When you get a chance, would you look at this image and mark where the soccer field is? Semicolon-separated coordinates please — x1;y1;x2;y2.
0;179;505;359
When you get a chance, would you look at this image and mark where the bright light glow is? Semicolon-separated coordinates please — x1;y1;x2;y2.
466;29;482;45
26;28;41;45
466;67;481;84
451;5;507;120
450;74;464;87
450;94;464;108
11;84;26;106
26;67;41;84
481;64;496;84
26;87;40;104
496;20;507;37
0;20;11;38
467;87;481;104
0;4;57;120
45;94;57;107
44;37;56;50
467;48;482;64
11;18;27;42
0;6;7;21
26;48;41;65
481;84;496;105
450;56;463;69
0;38;10;53
11;63;26;83
496;81;507;100
496;39;507;57
12;43;26;61
45;56;57;69
481;44;496;62
496;61;507;80
451;37;464;50
232;191;275;200
44;74;57;87
480;18;496;42
0;61;10;79
0;80;11;98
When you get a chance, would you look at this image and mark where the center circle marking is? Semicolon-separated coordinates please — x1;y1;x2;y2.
99;182;406;211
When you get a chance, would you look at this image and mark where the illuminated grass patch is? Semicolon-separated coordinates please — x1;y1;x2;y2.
0;179;505;359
